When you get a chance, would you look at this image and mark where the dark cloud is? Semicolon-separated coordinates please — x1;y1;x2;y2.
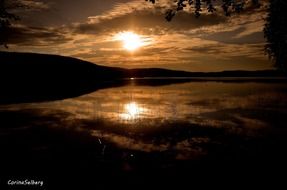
2;0;271;71
73;10;227;35
13;0;132;27
2;25;71;46
201;27;265;44
6;0;50;11
184;42;265;57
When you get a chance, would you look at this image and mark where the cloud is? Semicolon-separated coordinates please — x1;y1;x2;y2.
201;27;265;44
19;0;50;10
3;0;272;71
2;25;71;46
73;0;270;70
7;0;51;11
73;3;227;35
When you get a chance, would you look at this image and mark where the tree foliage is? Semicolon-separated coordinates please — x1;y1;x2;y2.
264;0;287;71
147;0;287;72
0;0;19;48
146;0;260;21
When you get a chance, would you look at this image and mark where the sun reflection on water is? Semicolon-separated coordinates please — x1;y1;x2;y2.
120;102;146;121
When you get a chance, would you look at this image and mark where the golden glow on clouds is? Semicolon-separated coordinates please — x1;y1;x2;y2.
114;31;145;51
7;0;271;71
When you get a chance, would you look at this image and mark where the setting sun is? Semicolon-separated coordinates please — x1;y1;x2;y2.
115;31;144;51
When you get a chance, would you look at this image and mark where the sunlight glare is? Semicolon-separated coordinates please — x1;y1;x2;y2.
120;102;145;120
126;102;139;117
115;31;144;51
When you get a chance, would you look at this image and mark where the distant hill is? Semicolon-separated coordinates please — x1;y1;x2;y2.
1;51;284;79
0;51;128;104
128;68;285;78
0;51;285;104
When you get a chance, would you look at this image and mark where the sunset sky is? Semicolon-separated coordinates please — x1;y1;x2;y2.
2;0;272;72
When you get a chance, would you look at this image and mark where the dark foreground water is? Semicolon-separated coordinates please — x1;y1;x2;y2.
1;80;287;188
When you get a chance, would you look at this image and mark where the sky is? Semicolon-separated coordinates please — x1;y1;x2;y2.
2;0;273;72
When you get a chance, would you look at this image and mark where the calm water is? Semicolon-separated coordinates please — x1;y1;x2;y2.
1;80;287;159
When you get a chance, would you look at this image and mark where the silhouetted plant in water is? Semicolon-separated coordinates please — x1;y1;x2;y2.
264;0;287;72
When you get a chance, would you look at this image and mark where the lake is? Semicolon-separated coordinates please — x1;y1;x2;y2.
1;79;287;184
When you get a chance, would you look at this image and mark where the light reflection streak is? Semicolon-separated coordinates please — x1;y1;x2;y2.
120;102;146;121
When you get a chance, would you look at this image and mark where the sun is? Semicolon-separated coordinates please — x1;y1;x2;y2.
115;31;144;51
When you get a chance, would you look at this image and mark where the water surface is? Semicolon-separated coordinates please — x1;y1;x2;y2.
1;80;287;161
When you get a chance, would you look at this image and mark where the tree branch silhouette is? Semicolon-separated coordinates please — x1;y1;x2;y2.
146;0;260;21
147;0;287;72
0;0;20;48
264;0;287;71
